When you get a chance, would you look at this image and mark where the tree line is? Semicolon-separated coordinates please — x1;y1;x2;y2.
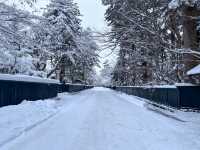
101;0;200;86
0;0;99;84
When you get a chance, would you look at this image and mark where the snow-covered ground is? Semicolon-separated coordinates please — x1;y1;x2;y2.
0;87;200;150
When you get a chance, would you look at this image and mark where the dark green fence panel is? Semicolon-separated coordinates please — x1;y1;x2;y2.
177;86;200;108
167;88;180;108
110;86;187;109
58;84;94;93
0;80;59;108
0;79;94;108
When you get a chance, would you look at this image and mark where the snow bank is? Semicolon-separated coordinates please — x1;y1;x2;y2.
0;74;59;84
0;92;80;148
0;98;62;147
0;100;57;146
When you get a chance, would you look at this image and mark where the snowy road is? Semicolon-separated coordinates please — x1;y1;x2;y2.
1;87;200;150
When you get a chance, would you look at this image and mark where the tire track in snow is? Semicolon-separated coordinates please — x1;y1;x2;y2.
0;92;89;149
0;111;59;148
2;88;200;150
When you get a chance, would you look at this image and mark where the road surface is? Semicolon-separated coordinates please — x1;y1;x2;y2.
1;87;200;150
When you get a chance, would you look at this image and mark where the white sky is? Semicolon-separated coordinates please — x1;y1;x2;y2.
5;0;108;32
74;0;107;31
30;0;107;32
74;0;117;73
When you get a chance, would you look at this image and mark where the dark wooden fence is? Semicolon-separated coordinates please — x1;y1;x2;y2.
58;84;94;93
177;86;200;108
2;78;199;109
0;79;93;108
111;86;200;109
0;80;59;108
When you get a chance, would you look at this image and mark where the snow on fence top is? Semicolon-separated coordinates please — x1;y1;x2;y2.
116;85;177;88
187;64;200;76
0;74;60;84
175;83;196;86
115;83;196;88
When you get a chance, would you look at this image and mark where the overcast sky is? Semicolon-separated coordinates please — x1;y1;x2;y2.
74;0;107;31
6;0;107;31
32;0;107;31
74;0;117;71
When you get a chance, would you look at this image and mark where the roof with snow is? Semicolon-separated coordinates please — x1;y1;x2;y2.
187;64;200;75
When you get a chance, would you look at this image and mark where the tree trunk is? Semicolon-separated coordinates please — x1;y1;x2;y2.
182;6;200;82
59;58;66;83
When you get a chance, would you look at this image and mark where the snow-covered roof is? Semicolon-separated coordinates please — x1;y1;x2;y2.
187;64;200;75
169;0;199;9
0;74;60;84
